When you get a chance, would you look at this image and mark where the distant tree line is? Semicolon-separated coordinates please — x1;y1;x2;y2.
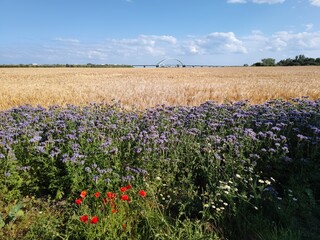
0;63;133;68
252;55;320;66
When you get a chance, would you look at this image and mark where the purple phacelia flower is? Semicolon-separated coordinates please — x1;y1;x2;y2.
263;186;278;197
268;148;276;153
137;168;148;175
122;175;134;181
297;134;309;141
244;128;257;140
284;156;293;162
20;166;31;171
29;136;42;143
109;147;118;154
101;138;112;148
271;127;281;132
35;146;46;154
135;147;142;153
93;175;99;182
249;154;260;159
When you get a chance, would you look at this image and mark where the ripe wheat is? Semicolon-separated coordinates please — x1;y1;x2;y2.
0;66;319;110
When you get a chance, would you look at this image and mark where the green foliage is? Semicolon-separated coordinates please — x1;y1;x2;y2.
0;201;26;239
262;58;276;66
0;99;320;239
252;58;276;66
277;55;320;66
253;54;320;66
0;63;133;68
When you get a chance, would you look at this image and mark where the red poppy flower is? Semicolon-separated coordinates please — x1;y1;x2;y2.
121;194;130;201
94;192;101;198
111;208;117;214
120;187;127;192
80;215;89;223
106;192;116;199
139;190;147;198
126;184;132;190
75;198;83;205
90;216;99;224
80;190;87;198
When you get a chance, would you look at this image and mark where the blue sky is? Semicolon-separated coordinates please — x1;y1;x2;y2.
1;0;320;65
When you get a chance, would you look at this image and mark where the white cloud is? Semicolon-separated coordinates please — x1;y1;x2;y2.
87;50;107;59
140;35;177;45
242;30;268;52
266;31;320;51
310;0;320;6
189;46;200;54
2;30;320;65
185;32;247;55
241;30;320;62
108;35;178;58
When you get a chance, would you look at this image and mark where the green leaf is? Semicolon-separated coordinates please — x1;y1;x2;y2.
15;210;24;218
0;214;5;228
8;202;23;221
55;189;64;200
9;202;22;214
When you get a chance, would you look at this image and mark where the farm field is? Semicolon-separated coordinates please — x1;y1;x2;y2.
1;66;320;239
0;66;320;110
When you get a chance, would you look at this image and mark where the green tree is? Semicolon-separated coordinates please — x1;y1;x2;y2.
261;58;276;66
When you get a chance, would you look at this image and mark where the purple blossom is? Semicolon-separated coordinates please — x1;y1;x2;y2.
105;178;111;183
282;146;289;153
297;134;309;141
29;136;42;143
284;156;293;162
271;127;281;132
20;166;31;171
249;154;260;159
122;175;134;181
35;146;46;154
109;147;118;154
263;186;278;197
66;134;77;140
1;99;319;206
92;163;97;169
137;168;148;175
93;175;99;182
244;128;257;140
268;148;276;153
101;138;112;148
135;147;142;153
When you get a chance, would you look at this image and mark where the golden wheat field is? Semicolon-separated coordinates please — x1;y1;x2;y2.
0;66;320;110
